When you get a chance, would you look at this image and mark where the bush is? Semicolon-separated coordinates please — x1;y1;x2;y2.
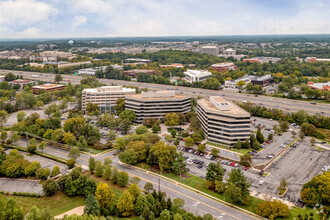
36;168;50;180
117;171;129;187
66;158;76;169
51;166;61;177
255;200;290;219
42;179;59;196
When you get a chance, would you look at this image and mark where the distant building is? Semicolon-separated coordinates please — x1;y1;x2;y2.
82;86;135;113
125;58;152;63
184;69;212;83
159;63;184;68
125;90;191;123
196;96;250;145
218;48;245;60
243;57;281;63
32;84;65;94
77;65;123;76
223;75;255;92
209;63;238;72
251;74;273;86
0;76;5;82
305;57;330;63
39;51;76;62
307;82;330;91
9;79;36;90
123;69;156;78
199;46;219;56
58;61;92;69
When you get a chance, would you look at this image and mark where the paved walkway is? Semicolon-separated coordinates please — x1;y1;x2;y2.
55;206;85;219
0;178;43;195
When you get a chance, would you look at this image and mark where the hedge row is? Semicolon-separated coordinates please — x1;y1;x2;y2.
0;191;41;197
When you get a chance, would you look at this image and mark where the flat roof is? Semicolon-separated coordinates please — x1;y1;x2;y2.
83;86;135;93
32;84;64;89
198;97;249;115
184;69;212;77
127;92;188;100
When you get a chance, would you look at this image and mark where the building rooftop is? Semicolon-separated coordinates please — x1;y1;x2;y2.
128;90;188;100
252;74;273;81
32;84;64;89
210;62;236;67
13;79;30;83
198;96;249;115
83;86;135;93
184;69;212;77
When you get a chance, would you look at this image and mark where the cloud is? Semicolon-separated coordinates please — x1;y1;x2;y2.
72;16;87;29
16;27;40;38
71;0;113;14
0;0;58;26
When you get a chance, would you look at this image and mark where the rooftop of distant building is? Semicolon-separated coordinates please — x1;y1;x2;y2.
127;90;188;100
198;96;249;115
83;86;135;93
32;84;64;89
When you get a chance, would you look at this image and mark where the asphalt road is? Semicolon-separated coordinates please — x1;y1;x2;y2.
2;69;330;116
13;139;258;220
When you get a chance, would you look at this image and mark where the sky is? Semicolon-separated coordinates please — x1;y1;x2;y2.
0;0;329;39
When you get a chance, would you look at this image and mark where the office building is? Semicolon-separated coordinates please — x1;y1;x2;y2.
223;75;256;92
307;82;330;91
82;86;135;113
123;69;156;78
199;46;219;56
243;57;281;64
0;76;5;82
159;63;184;68
218;48;245;60
209;63;238;72
305;57;330;63
184;69;212;83
250;74;273;86
196;96;250;145
125;90;191;123
32;84;65;94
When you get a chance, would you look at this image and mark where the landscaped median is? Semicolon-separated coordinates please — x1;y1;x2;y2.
119;160;265;219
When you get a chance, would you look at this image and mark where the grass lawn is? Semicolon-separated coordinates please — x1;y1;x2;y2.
135;162;151;170
317;128;330;143
82;147;113;155
2;191;86;216
283;206;320;220
206;141;250;155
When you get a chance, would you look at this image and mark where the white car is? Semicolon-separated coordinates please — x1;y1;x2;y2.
266;154;273;158
259;180;264;185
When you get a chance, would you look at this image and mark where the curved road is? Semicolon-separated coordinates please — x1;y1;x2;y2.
2;69;329;116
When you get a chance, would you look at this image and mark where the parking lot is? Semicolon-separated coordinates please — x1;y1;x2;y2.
0;178;43;195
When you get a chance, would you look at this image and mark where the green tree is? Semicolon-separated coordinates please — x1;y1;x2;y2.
104;165;112;180
10;131;20;145
17;112;26;122
42;179;59;196
206;162;224;182
136;125;148;134
114;98;125;115
51;165;61;177
119;110;136;122
38;141;47;152
89;157;96;174
171;152;186;175
279;120;289;132
95;161;104;177
95;182;114;208
159;209;172;220
144;182;154;193
128;184;141;201
2;199;24;220
5;72;16;81
55;74;63;83
119;149;138;165
84;194;100;216
0;110;9;127
211;148;219;157
184;137;195;147
239;154;252;167
34;100;44;109
227;168;251;204
165;113;180;127
68;146;80;160
256;127;265;144
130;176;141;185
66;158;75;169
149;141;177;171
120;118;132;134
0;131;8;144
26;206;41;220
255;200;290;219
117;191;135;216
268;133;273;140
28;138;38;153
236;80;246;90
36;168;50;180
117;171;129;187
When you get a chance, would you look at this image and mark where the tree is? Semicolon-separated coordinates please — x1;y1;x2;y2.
10;131;20;145
38;141;47;152
36;168;50;180
135;125;148;134
117;191;135;216
126;140;147;161
211;148;219;157
227;169;251;204
119;110;136;122
5;72;16;81
235;139;242;149
268;133;273;140
299;131;305;140
130;176;141;185
159;209;171;220
86;103;100;116
28;138;38;153
240;154;252;167
144;182;154;193
119;149;138;165
255;200;290;219
0;131;7;144
66;158;75;169
0;110;9;127
51;165;61;177
17;112;26;122
120;118;132;134
95;182;114;209
95;161;104;177
62;132;76;145
34;100;44;109
117;171;129;187
277;178;288;193
89;157;96;173
114;98;125;115
236;80;246;90
68;147;80;160
206;162;224;182
104;165;112;180
225;182;242;204
184;137;195;147
42;179;59;196
149;141;177;171
106;130;117;141
2;199;24;220
84;194;100;216
165;113;180;127
135;196;147;215
44;103;59;118
26;206;41;220
256;127;264;144
59;99;68;110
55;74;63;83
173;198;185;208
25;161;41;177
128;184;141;201
279;120;289;132
310;137;316;146
171;152;186;175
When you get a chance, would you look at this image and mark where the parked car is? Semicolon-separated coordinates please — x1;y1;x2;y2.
259;180;264;185
230;163;235;167
244;167;249;170
197;164;203;169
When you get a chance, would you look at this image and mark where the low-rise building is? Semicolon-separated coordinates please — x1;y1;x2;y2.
307;82;330;91
184;69;212;83
125;58;152;63
0;76;5;82
251;74;273;86
305;57;330;63
223;75;256;92
125;90;191;123
196;96;250;145
159;63;184;68
123;69;156;77
31;84;65;94
243;57;281;63
82;86;136;113
209;63;238;72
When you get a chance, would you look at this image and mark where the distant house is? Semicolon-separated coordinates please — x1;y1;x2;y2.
209;62;238;72
307;82;330;91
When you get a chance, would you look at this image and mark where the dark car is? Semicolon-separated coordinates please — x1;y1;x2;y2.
260;170;264;175
198;164;203;169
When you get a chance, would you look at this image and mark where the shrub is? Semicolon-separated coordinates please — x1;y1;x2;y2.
42;179;59;196
36;168;50;180
51;166;61;177
66;158;76;169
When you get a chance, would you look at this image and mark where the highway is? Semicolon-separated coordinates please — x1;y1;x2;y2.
13;138;258;220
2;69;329;116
